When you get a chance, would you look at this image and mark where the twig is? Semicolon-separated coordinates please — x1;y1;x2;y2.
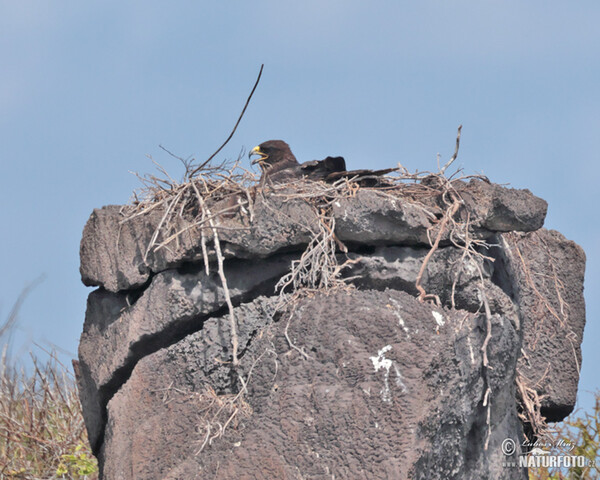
284;311;313;360
484;386;492;450
440;125;462;175
415;193;461;303
158;144;196;176
478;286;493;450
190;181;240;366
200;205;210;275
189;64;264;178
142;188;185;261
516;371;548;439
450;212;471;309
479;287;493;368
195;350;271;454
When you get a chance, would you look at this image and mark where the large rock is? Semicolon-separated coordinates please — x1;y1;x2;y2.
79;195;319;292
76;177;583;480
498;229;586;420
80;180;548;292
78;254;295;451
455;180;548;233
344;245;513;314
99;290;526;480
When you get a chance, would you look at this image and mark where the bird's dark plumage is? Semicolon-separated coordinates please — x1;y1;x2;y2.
249;139;396;184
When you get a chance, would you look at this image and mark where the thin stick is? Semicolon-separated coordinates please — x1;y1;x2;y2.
478;286;493;450
284;312;313;360
189;64;264;178
190;181;240;366
200;204;210;275
440;125;462;175
415;196;460;303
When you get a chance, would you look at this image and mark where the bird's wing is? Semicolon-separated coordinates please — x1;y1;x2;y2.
264;164;303;183
300;156;347;178
324;167;398;185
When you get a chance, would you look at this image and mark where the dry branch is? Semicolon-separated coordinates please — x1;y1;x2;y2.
415;187;462;304
189;64;264;178
440;125;463;175
190;181;240;366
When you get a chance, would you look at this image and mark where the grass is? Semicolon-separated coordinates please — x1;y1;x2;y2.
0;289;97;480
0;349;98;480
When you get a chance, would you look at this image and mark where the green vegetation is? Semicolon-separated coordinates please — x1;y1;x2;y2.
0;288;97;479
0;351;98;479
529;394;600;480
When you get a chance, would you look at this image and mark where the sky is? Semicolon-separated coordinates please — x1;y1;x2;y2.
0;1;598;413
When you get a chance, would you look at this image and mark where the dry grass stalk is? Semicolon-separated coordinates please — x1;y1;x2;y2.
0;351;97;479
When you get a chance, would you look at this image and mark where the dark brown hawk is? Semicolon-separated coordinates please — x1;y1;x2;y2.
249;140;395;184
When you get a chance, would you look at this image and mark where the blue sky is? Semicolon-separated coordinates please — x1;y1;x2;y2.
1;1;598;412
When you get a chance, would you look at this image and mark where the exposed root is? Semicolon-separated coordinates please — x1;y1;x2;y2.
284;311;314;361
415;190;461;304
506;231;578;439
274;206;351;298
192;350;272;454
512;236;566;330
479;287;493;450
516;371;549;442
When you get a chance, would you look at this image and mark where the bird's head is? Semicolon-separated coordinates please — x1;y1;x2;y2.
249;140;296;170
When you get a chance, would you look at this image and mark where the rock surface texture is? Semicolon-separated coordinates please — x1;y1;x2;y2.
77;177;585;480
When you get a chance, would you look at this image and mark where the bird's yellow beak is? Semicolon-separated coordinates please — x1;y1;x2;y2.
249;145;268;165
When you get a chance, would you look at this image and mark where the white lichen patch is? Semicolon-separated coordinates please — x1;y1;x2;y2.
370;345;393;403
370;345;392;371
432;311;445;327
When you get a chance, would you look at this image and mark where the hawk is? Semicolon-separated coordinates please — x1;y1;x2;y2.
249;140;395;184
